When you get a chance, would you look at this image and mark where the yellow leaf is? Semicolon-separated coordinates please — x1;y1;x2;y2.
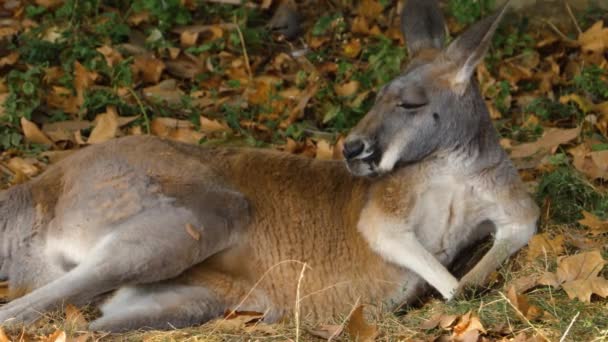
510;127;581;159
315;140;334;160
527;233;565;261
65;303;88;331
452;311;486;339
308;324;343;339
561;277;608;302
88;106;119;144
578;20;608;54
343;39;362;58
21;117;53;145
334;80;360;97
0;327;9;342
346;305;377;342
200;115;231;134
578;211;608;235
559;93;593;113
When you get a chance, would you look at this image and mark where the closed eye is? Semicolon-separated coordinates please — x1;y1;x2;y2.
398;102;427;110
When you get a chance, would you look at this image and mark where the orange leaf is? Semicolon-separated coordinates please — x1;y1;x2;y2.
527;233;565;261
578;211;608;235
346;305;378;342
88;106;119;144
21;117;53;145
308;324;344;339
510;127;580;159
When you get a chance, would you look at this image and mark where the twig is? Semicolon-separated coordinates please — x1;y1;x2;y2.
328;297;361;342
210;259;310;335
559;311;580;342
126;88;151;134
233;15;252;81
542;19;578;45
294;262;307;342
499;291;550;341
563;0;582;35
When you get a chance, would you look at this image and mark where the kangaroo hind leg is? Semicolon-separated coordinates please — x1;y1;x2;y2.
0;188;249;326
90;284;224;332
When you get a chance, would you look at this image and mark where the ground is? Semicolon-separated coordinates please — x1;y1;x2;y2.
0;0;607;341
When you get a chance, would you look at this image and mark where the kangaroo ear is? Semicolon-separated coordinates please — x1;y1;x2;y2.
445;2;511;93
401;0;446;55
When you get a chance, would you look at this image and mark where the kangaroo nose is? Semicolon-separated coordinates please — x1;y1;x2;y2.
343;140;365;160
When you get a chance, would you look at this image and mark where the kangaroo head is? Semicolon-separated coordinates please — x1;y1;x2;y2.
344;0;510;177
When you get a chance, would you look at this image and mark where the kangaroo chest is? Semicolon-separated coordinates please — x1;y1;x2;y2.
359;173;492;267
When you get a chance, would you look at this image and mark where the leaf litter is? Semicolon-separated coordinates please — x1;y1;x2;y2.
0;0;608;340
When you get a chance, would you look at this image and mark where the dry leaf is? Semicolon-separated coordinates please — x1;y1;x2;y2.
97;45;123;67
334;80;359;97
539;250;608;302
346;305;378;342
133;55;166;84
200;115;231;134
578;211;608;235
527;233;565;261
561;277;608;302
308;324;344;340
88;106;119;144
452;312;486;340
569;143;608;180
44;330;67;342
74;61;98;108
7;157;40;178
316;140;334;160
43;120;92;143
211;311;264;332
185;223;201;241
419;312;459;330
21;117;53;145
0;327;9;342
578;20;608;54
65;304;87;331
510;126;581;159
506;286;542;321
343;39;362;58
143;79;185;105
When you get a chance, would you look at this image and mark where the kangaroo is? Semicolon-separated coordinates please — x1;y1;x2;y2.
0;0;538;332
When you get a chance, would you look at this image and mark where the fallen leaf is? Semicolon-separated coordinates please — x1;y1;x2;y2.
88;106;119;144
452;311;486;340
578;211;608;235
43;120;92;142
509;274;541;293
539;250;608;302
0;327;9;342
343;39;362;58
419;312;459;330
74;61;98;108
65;304;87;331
578;20;608;54
0;52;19;67
316;140;334;160
568;143;608;180
185;223;201;241
7;157;40;178
561;277;608;302
143;79;185;105
346;305;377;342
97;45;123;67
133;55;166;84
200;115;231;134
334;80;359;97
510;127;581;159
44;330;66;342
308;324;344;339
527;233;565;261
506;286;542;321
21;117;53;145
211;311;265;332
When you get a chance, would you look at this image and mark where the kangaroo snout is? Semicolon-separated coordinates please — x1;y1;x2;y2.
342;138;375;161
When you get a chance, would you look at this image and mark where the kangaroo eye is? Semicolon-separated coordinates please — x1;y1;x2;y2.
398;102;427;110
